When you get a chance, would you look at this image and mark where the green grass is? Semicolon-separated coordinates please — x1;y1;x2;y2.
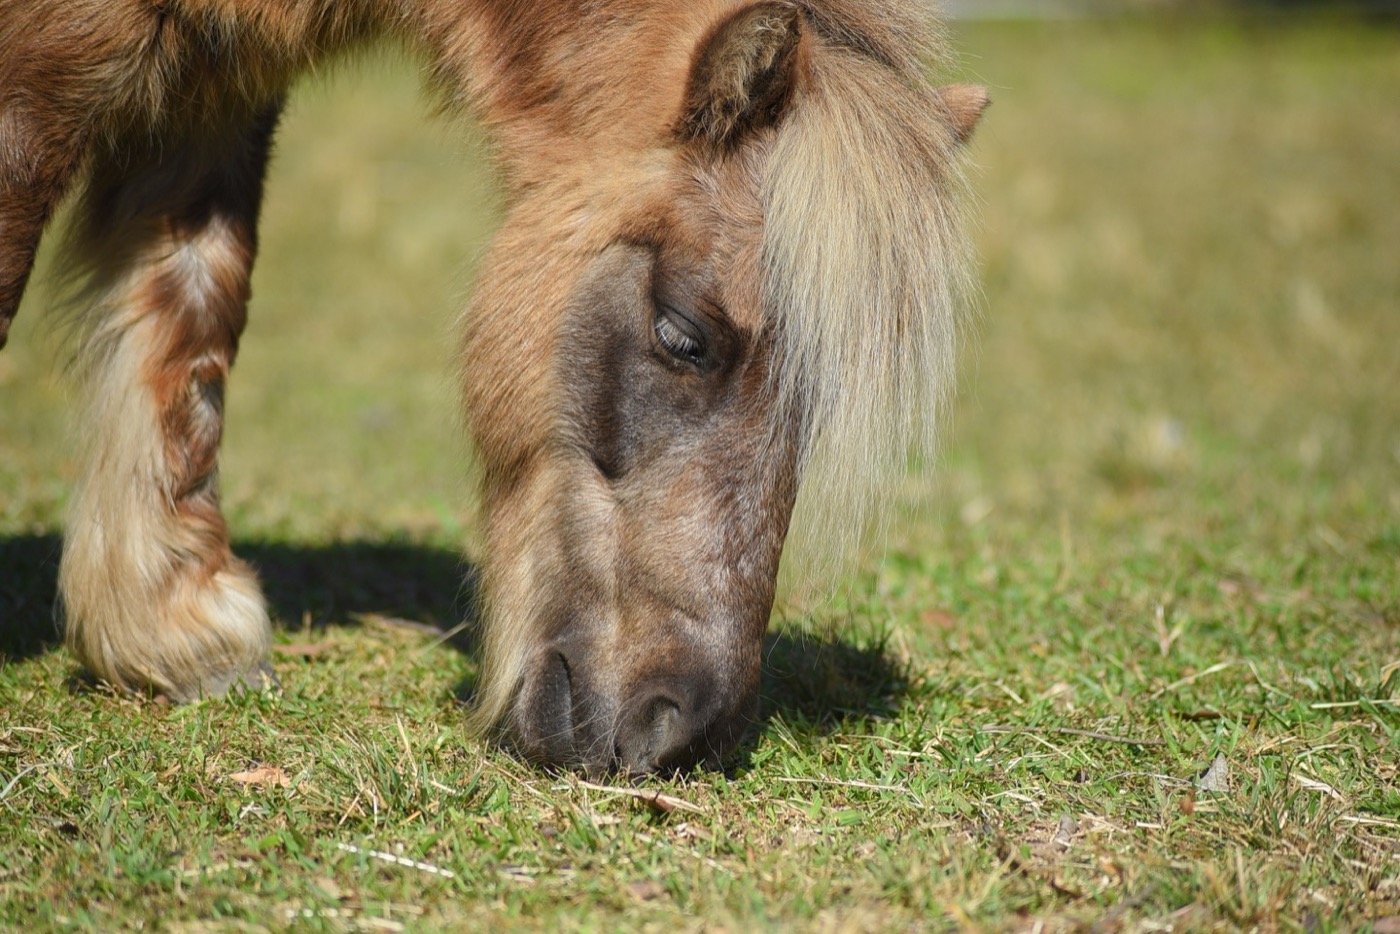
2;18;1398;932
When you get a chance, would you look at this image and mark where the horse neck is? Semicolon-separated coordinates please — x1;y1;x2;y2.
411;0;699;179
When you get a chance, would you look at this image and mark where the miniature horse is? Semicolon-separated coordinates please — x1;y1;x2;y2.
0;0;986;773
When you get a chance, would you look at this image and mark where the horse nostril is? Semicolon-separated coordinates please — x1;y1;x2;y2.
518;651;576;766
616;696;694;775
544;652;573;729
648;701;684;762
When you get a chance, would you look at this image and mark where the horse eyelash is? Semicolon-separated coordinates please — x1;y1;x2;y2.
655;313;704;365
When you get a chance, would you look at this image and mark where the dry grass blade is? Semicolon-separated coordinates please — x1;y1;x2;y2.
575;780;705;815
1292;774;1344;801
1309;699;1399;710
1149;662;1234;700
335;842;457;879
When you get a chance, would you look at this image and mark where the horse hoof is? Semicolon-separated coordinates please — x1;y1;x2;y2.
237;659;281;694
171;659;280;702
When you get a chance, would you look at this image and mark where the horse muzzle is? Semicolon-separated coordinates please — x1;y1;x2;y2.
506;640;757;775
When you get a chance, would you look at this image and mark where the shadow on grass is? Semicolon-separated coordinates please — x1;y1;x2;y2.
0;533;476;662
0;533;64;660
757;625;909;736
2;531;909;746
242;539;476;650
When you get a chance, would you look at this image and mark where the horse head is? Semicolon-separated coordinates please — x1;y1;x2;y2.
462;0;987;773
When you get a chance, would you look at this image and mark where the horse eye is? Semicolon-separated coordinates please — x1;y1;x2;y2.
654;310;706;366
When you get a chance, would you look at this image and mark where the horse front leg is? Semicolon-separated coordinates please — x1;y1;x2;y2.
59;106;282;701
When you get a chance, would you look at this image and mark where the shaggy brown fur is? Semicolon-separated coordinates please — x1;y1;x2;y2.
0;0;985;772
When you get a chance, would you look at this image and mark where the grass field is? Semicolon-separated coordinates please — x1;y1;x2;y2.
2;16;1398;932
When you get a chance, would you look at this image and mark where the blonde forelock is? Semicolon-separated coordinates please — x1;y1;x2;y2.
761;3;976;577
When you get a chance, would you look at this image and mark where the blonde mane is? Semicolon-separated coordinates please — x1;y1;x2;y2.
762;1;976;575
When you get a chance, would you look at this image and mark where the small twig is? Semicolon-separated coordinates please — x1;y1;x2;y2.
980;726;1166;747
575;779;704;815
336;841;456;879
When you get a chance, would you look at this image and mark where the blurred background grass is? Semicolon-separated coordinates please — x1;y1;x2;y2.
937;16;1398;534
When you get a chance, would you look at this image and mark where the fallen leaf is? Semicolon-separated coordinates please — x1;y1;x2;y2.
627;880;667;901
1374;918;1400;934
314;876;345;901
919;608;958;630
1052;813;1078;847
228;765;291;788
1196;754;1230;794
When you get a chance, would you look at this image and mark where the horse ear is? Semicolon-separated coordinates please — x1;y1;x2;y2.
678;1;805;147
937;83;990;145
